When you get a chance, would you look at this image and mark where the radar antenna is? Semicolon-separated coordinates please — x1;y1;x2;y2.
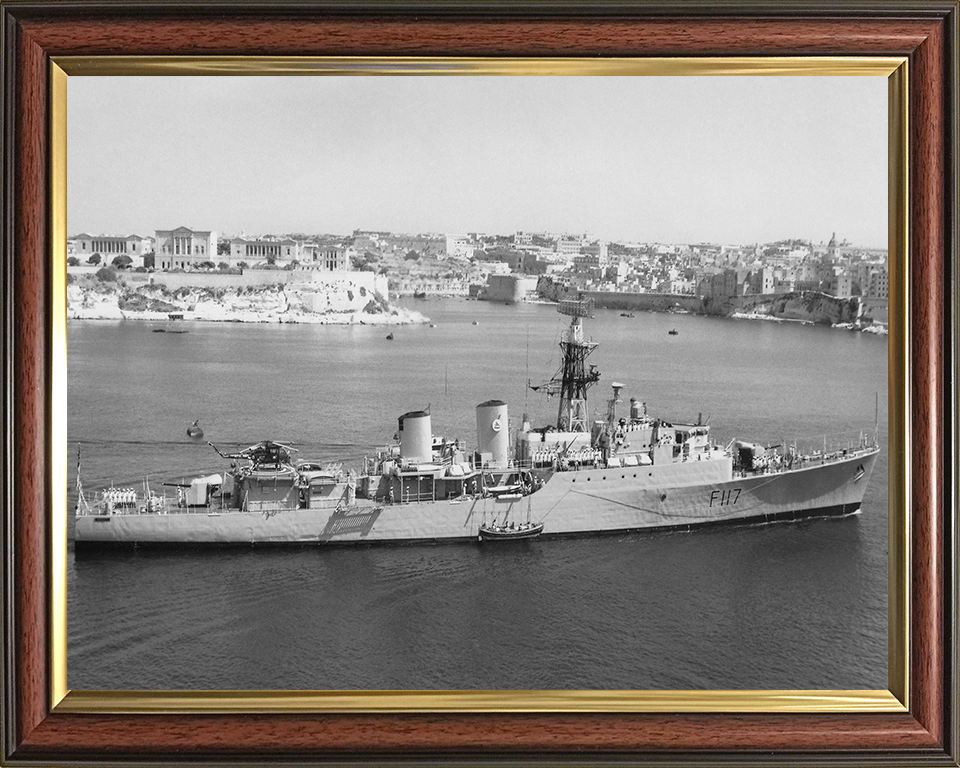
530;297;600;432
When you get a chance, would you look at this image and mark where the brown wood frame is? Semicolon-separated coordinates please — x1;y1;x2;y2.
1;2;957;764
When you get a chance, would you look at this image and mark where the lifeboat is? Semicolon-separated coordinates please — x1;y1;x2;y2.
478;522;544;542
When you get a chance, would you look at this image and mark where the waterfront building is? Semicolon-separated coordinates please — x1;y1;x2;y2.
866;267;888;299
555;235;585;255
400;278;470;297
698;268;743;301
853;262;888;299
774;276;797;293
381;233;447;257
532;248;568;264
300;244;348;272
827;270;854;298
653;244;682;256
155;227;217;270
230;237;301;265
446;236;476;259
352;232;382;253
73;233;154;265
660;276;695;294
746;266;776;295
580;241;609;265
473;260;511;277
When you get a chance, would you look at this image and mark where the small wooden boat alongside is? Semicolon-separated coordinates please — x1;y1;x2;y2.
478;521;544;542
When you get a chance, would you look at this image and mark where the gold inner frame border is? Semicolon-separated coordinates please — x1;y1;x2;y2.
48;55;910;715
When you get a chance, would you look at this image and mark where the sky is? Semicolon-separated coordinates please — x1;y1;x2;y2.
67;75;888;246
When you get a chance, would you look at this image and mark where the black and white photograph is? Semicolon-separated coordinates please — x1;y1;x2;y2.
66;73;889;692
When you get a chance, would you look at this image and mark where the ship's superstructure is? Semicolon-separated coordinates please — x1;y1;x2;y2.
75;302;881;547
553;298;600;432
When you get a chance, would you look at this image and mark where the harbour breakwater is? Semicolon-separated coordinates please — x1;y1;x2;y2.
67;270;428;325
537;276;866;326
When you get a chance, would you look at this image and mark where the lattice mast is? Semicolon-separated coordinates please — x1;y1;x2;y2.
555;298;600;432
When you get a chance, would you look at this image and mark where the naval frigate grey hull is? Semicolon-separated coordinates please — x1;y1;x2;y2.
74;448;879;547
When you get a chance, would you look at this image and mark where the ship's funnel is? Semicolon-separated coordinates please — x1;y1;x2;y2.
398;411;432;463
476;400;509;469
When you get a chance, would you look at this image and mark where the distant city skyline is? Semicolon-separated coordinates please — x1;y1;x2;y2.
68;75;888;248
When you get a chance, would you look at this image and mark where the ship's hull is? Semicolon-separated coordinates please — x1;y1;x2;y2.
74;449;879;548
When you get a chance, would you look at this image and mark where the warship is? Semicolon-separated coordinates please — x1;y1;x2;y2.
75;298;880;547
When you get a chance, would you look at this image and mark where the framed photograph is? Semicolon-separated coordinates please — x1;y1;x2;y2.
2;2;957;765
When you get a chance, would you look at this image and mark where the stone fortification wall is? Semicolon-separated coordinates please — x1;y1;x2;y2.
537;276;703;313
859;298;888;325
479;275;540;303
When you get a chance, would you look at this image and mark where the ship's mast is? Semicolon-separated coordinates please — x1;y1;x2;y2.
555;298;600;432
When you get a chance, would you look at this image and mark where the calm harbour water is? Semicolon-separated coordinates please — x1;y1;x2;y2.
67;299;888;690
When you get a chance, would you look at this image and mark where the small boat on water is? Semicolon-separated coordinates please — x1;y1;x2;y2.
478;521;544;542
620;312;635;318
386;333;395;340
668;329;679;336
187;420;204;439
413;290;427;299
153;312;189;334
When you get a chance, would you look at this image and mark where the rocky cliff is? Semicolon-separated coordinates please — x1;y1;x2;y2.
67;273;428;325
728;292;863;325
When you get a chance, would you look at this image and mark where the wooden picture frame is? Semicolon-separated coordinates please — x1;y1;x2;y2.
2;2;957;764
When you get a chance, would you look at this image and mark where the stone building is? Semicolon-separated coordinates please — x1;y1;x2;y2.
229;237;301;265
155;227;217;270
72;233;154;264
300;244;348;271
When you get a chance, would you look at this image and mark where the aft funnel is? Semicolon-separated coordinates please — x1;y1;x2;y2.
476;400;509;469
398;411;432;463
